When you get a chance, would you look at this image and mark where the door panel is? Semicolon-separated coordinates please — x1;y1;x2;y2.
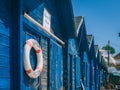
75;56;81;89
49;40;63;90
69;54;75;90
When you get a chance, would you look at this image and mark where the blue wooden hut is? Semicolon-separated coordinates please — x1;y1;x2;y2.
87;35;96;90
94;45;101;90
0;0;106;90
64;38;81;90
0;0;80;90
75;16;90;90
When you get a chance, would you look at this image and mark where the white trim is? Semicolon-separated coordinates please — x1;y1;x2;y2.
80;79;85;90
24;12;65;45
89;35;93;49
77;17;83;36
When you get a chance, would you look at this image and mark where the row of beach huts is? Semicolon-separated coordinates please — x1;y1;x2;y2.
0;0;108;90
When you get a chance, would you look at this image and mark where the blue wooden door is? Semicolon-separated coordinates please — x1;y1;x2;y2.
75;56;81;90
83;53;90;90
69;54;75;90
49;40;63;90
91;60;95;90
83;55;87;88
95;65;99;90
87;63;90;90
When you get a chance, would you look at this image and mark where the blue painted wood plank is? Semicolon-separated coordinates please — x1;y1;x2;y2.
0;78;10;89
0;21;10;36
50;41;57;90
0;33;9;47
0;56;10;67
29;3;44;25
50;40;63;90
76;57;81;89
0;67;10;78
0;45;9;57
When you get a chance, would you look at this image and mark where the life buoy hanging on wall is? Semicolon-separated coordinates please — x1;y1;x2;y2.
24;39;43;78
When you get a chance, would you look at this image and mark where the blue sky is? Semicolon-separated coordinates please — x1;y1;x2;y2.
72;0;120;54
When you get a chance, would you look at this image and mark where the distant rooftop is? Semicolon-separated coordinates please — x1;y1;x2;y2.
95;45;99;57
74;16;83;35
114;53;120;60
95;45;99;52
87;35;93;48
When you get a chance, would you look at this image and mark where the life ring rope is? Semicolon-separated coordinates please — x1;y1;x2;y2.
24;39;43;78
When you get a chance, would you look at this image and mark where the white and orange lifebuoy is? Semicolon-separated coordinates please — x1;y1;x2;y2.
24;39;43;78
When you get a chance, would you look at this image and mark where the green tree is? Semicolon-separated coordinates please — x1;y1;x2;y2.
102;45;116;54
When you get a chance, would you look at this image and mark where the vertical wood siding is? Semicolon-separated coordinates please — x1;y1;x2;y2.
0;0;10;89
67;39;80;90
49;40;63;90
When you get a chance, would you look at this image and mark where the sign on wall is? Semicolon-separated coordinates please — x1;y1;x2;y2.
43;8;51;32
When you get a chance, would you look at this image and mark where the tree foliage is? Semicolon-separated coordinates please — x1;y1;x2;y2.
102;45;116;54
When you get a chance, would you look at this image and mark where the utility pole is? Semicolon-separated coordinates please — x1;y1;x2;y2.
107;40;110;90
108;40;110;65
